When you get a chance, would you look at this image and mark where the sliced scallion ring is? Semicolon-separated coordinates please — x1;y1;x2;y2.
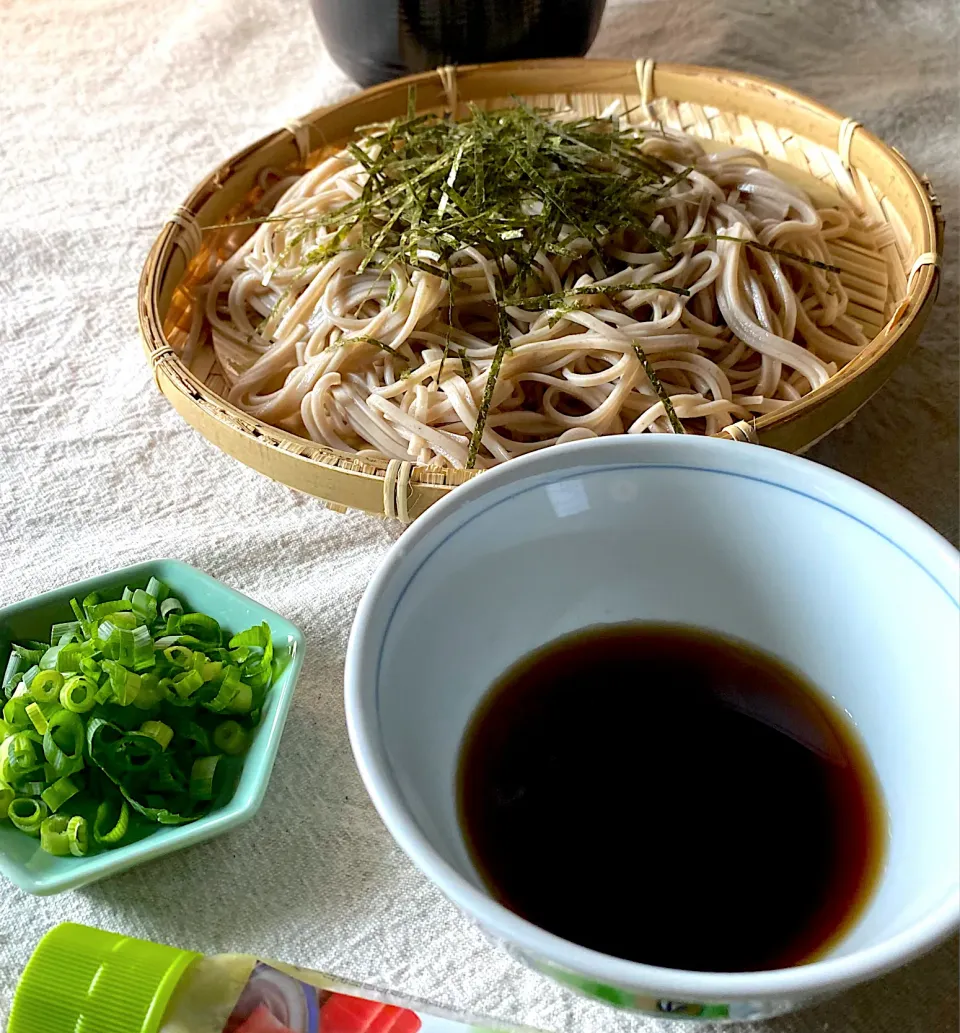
178;613;221;642
60;675;97;713
68;814;90;856
40;814;72;855
139;721;173;751
43;710;85;777
131;589;158;623
172;670;203;699
93;797;130;845
1;732;42;783
145;577;168;602
41;775;80;813
8;797;49;836
29;669;64;703
189;755;222;800
163;645;193;668
212;720;249;756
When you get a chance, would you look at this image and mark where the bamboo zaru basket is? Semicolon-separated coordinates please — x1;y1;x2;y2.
139;59;943;522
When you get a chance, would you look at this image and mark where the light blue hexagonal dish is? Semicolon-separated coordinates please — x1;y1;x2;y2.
0;559;305;895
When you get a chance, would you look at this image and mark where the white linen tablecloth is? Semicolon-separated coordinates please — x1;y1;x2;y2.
0;1;956;1029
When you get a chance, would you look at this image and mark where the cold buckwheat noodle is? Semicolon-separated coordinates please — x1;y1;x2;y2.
198;104;866;469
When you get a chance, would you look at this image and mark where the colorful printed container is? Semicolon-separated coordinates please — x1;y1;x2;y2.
9;923;544;1033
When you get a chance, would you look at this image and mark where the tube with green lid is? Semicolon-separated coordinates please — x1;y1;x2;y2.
11;922;547;1033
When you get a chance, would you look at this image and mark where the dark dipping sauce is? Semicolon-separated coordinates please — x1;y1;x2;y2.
457;624;886;972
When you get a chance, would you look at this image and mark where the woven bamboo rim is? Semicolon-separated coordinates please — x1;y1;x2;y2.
139;59;943;521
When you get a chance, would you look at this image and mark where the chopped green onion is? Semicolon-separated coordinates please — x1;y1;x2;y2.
150;753;187;793
3;585;279;851
132;626;155;670
87;599;134;620
204;665;241;712
146;576;169;602
202;660;223;683
139;721;173;750
50;621;81;646
60;675;97;713
55;641;95;673
41;775;80;812
38;646;62;671
3;698;30;731
189;755;221;800
68;814;89;856
102;660;141;705
25;702;49;735
227;682;253;714
79;655;101;679
13;643;45;663
8;797;48;836
229;622;270;650
93;797;129;845
43;710;85;777
30;669;64;703
163;645;193;668
131;589;158;623
178;613;221;642
1;732;42;783
98;615;153;668
213;720;249;755
17;668;38;696
178;721;211;755
40;814;72;855
157;676;177;699
231;622;273;689
173;670;203;699
132;673;167;710
105;731;160;772
2;651;23;695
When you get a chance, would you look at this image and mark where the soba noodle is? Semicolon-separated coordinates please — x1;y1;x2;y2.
201;107;866;469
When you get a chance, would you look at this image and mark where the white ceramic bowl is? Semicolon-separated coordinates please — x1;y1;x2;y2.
345;436;959;1022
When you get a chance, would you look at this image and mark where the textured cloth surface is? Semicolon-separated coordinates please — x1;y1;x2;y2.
0;1;957;1030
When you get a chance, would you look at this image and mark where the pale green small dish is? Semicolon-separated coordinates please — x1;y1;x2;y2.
0;559;305;895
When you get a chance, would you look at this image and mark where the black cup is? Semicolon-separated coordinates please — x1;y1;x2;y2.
312;0;607;87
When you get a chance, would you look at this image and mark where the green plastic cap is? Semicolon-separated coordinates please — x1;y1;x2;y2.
9;922;201;1033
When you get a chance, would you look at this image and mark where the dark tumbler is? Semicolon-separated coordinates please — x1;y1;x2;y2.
311;0;607;87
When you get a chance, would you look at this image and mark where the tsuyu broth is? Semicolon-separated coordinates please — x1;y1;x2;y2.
456;624;885;972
